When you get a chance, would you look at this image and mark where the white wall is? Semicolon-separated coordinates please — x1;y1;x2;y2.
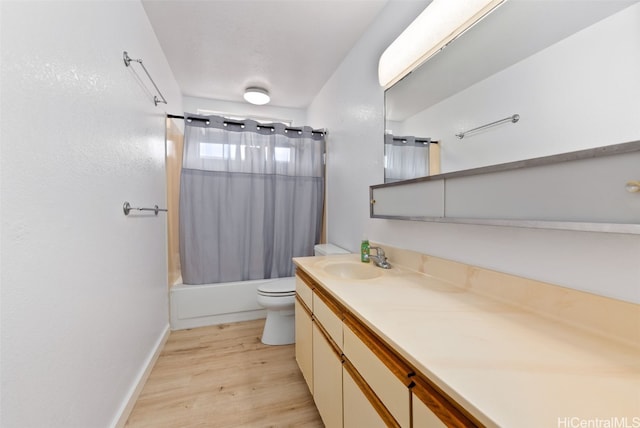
401;4;640;172
0;1;183;427
307;0;431;249
307;1;640;304
183;95;307;126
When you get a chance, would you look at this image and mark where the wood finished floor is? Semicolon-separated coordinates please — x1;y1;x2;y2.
125;319;323;428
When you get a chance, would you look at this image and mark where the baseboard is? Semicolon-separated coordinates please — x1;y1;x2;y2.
111;323;170;428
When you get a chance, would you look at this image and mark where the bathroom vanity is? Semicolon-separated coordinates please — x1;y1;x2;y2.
293;249;640;428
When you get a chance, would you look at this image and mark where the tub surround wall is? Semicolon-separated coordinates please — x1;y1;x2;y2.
1;1;182;427
306;0;640;304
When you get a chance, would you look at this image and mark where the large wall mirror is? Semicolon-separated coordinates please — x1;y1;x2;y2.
384;0;640;183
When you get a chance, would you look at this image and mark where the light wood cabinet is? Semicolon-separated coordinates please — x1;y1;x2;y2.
297;271;343;427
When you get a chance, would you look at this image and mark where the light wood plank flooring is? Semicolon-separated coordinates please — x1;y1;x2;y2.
125;319;323;427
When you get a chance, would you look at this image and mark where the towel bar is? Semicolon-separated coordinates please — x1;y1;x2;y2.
123;201;167;216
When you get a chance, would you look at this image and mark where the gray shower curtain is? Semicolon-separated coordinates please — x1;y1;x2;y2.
384;134;430;183
179;114;325;285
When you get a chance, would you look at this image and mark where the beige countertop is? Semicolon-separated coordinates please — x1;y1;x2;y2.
293;253;640;428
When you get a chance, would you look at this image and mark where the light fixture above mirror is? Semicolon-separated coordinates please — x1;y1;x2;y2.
243;87;270;105
378;0;505;88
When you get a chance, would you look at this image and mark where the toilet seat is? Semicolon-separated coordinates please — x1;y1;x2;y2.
257;279;295;296
258;290;295;297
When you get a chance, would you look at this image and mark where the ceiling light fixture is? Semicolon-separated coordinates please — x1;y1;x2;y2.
243;87;270;105
378;0;505;88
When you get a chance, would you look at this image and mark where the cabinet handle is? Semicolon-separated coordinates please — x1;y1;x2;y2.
626;180;640;193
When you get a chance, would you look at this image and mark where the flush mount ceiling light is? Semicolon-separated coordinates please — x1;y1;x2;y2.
243;87;270;105
378;0;505;88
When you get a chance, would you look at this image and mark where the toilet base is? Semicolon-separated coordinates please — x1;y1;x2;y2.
261;308;295;345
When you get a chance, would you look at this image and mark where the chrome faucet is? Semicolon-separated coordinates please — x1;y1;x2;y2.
369;246;391;269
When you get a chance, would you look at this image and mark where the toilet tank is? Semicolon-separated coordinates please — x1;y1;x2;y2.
314;243;350;256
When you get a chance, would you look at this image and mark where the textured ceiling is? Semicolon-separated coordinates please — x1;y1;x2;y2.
142;0;389;109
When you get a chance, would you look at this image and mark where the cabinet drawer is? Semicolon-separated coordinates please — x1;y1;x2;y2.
313;292;343;349
296;275;313;309
343;325;410;428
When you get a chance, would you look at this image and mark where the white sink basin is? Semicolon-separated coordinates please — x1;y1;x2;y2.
323;261;383;280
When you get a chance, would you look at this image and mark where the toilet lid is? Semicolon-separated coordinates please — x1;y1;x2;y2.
257;278;296;294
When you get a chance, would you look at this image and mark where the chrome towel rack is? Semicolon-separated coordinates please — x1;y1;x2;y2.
456;114;520;139
123;201;167;216
123;51;167;106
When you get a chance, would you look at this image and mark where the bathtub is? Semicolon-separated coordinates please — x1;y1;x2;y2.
169;277;294;330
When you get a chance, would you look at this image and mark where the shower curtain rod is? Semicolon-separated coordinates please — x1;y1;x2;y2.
390;136;437;144
167;114;327;136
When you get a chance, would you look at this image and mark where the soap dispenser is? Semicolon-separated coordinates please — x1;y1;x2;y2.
360;238;370;263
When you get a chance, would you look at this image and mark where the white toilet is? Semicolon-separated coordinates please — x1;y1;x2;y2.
257;243;349;345
313;243;350;257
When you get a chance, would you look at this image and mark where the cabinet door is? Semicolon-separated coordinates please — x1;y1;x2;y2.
312;323;343;428
413;392;447;428
295;298;313;392
343;367;387;428
371;179;444;218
